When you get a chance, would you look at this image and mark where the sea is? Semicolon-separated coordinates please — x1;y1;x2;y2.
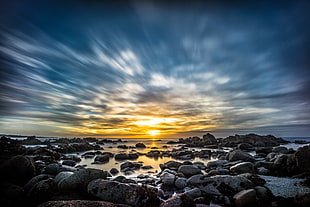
6;136;310;177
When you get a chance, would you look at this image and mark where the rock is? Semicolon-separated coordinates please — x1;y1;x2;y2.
37;200;131;207
55;171;74;184
294;145;310;172
184;188;201;198
175;177;187;189
257;167;270;175
27;178;57;203
135;143;146;148
239;173;266;186
1;182;26;206
227;150;255;162
255;186;273;202
192;175;254;196
293;192;310;207
58;168;109;192
24;174;53;192
202;133;217;145
110;168;119;175
115;153;129;160
272;146;289;154
1;155;36;185
159;194;194;207
141;165;153;170
178;165;201;178
230;162;255;174
94;154;110;163
220;134;285;147
62;160;76;167
63;155;81;162
160;161;182;171
233;189;256;207
88;179;160;207
207;160;228;168
237;143;253;151
43;163;77;175
120;161;142;171
160;172;175;186
207;168;230;176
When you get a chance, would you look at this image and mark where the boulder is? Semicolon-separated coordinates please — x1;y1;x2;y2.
294;145;310;172
184;188;201;198
24;174;53;192
159;194;194;207
110;168;119;175
135;143;146;148
55;171;74;184
88;179;160;207
37;200;130;207
227;150;255;162
58;168;108;192
115;153;129;160
175;177;187;189
230;162;255;174
178;165;201;178
233;189;256;207
62;160;76;167
1;155;36;185
272;146;289;154
202;133;217;145
27;178;57;203
94;154;110;163
220;134;285;147
207;160;228;168
160;161;182;171
160;172;175;186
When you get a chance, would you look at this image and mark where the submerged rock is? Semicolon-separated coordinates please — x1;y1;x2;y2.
88;179;160;207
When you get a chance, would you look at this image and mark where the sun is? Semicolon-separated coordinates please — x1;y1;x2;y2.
148;130;160;136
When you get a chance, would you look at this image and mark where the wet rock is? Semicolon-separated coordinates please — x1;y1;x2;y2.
233;189;256;207
43;163;77;175
160;194;194;207
135;143;146;148
94;154;110;162
292;145;310;172
88;179;160;207
239;173;266;186
110;168;119;175
160;161;183;171
178;165;202;178
184;188;202;198
27;178;57;203
220;134;286;147
115;153;129;160
62;160;76;167
272;146;289;154
24;174;53;192
257;167;270;175
1;182;26;206
207;160;228;168
141;165;153;170
62;154;81;162
230;162;255;174
202;133;218;145
160;172;175;186
58;168;109;192
237;143;253;151
54;171;74;184
37;200;131;207
255;186;273;202
120;161;142;171
1;155;36;185
227;150;255;162
206;168;230;176
175;177;187;189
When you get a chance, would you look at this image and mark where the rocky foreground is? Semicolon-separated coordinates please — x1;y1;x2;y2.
0;134;310;207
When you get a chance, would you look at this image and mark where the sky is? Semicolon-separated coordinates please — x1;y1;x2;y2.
0;0;310;138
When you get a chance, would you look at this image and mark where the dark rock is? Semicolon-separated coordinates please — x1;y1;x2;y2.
24;174;53;192
135;143;146;148
94;154;110;163
202;133;217;145
233;189;256;207
1;155;36;185
58;168;109;192
175;177;187;189
159;194;194;207
115;153;129;160
141;165;153;170
293;145;310;172
55;171;74;184
37;200;131;207
230;162;256;174
226;150;255;162
160;172;175;187
27;178;57;203
160;161;182;171
178;165;201;178
0;182;26;206
272;146;290;154
239;173;266;186
237;143;253;151
110;168;119;175
88;179;160;207
220;134;287;147
62;160;76;167
184;188;202;198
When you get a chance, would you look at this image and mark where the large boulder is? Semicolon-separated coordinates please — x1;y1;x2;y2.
135;143;146;148
178;165;201;178
227;150;255;162
58;168;109;192
94;154;110;163
160;194;194;207
24;174;53;192
160;161;182;171
160;172;176;187
1;155;36;185
220;134;286;147
293;145;310;172
88;179;160;207
202;133;217;145
230;162;255;174
37;200;130;207
189;175;254;196
27;178;57;203
233;189;256;207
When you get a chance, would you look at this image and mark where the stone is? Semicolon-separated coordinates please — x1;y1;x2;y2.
2;155;36;185
55;171;74;184
37;200;130;207
27;178;57;203
175;177;187;189
233;189;256;207
159;194;194;207
230;162;255;174
239;173;266;186
272;146;289;154
88;179;160;207
206;160;228;168
135;143;146;148
184;188;201;198
294;145;310;172
24;174;53;192
257;167;270;175
94;154;110;162
62;160;76;167
110;168;119;175
202;133;217;145
178;165;201;178
227;150;255;162
160;172;175;186
160;161;182;171
115;153;129;160
58;168;108;192
255;186;273;201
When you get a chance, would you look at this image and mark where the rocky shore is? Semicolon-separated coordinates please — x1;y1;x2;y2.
0;134;309;207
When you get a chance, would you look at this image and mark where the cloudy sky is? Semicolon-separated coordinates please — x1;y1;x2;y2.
0;0;310;138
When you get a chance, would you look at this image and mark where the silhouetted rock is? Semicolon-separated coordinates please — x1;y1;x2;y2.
37;200;130;207
135;143;146;148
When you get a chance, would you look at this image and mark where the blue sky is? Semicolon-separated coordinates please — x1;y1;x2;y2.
0;0;310;138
